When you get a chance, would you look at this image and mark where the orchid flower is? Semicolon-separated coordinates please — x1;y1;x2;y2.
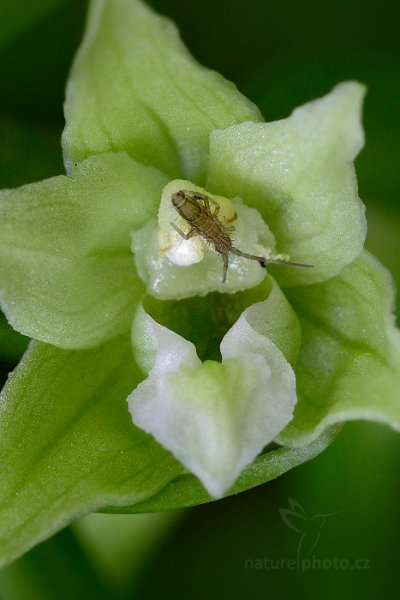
0;0;399;567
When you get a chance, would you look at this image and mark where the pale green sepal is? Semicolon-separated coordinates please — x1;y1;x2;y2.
0;337;184;568
279;251;400;446
62;0;262;182
128;307;297;498
207;82;367;286
111;428;339;512
0;153;168;349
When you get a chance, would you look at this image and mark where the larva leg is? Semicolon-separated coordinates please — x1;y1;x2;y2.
222;253;229;283
170;222;195;240
208;196;221;217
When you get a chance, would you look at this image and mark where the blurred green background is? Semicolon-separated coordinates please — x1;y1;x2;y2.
0;0;399;598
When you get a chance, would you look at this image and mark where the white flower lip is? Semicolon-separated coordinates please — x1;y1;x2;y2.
128;305;297;498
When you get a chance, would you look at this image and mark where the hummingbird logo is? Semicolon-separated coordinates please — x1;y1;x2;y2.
279;498;339;572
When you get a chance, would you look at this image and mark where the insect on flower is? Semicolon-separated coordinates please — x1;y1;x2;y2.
171;190;312;282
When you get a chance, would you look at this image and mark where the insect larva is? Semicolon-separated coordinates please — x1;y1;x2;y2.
171;189;312;282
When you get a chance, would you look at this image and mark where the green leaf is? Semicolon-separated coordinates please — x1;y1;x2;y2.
279;251;400;445
0;152;168;349
0;337;183;568
207;82;367;287
62;0;262;182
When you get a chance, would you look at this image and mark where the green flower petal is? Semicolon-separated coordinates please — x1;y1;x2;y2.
62;0;262;181
280;251;400;445
0;153;168;349
243;276;301;366
207;82;367;286
0;337;183;568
